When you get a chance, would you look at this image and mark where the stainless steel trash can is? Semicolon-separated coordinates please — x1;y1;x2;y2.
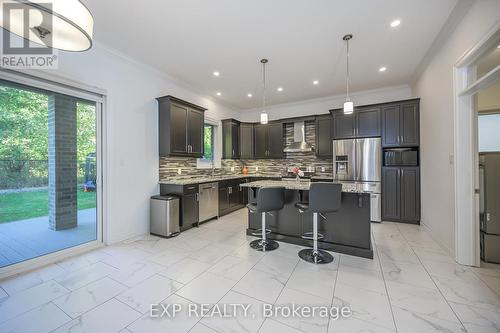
150;195;180;237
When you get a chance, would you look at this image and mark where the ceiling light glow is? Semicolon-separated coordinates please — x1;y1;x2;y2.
313;80;319;85
247;93;253;98
216;92;221;96
379;67;387;72
213;71;220;76
390;20;401;28
277;87;283;92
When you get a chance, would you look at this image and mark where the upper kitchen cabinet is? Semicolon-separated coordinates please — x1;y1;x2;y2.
356;107;381;137
332;111;356;139
222;119;240;159
240;123;254;159
382;100;419;147
157;95;206;157
254;122;284;159
331;107;381;139
315;115;333;157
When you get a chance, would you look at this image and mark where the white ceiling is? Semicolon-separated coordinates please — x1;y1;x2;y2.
84;0;459;109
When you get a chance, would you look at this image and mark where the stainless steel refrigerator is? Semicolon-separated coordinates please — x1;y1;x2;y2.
480;153;500;263
333;138;382;222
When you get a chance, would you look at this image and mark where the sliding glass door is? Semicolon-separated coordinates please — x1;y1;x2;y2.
0;79;102;269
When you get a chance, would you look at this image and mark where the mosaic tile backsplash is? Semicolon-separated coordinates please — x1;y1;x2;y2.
159;121;333;180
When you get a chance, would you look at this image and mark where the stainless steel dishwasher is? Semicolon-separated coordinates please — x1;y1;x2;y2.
199;182;218;222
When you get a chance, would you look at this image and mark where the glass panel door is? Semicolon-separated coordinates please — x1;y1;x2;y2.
0;81;100;268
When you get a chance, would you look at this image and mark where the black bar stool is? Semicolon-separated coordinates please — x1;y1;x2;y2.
247;187;285;252
295;183;342;264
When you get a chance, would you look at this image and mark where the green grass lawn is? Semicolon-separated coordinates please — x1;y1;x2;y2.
0;190;96;224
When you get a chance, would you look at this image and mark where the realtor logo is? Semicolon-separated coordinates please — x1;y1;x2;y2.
1;1;58;68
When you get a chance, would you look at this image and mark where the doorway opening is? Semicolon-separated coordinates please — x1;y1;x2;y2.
454;23;500;267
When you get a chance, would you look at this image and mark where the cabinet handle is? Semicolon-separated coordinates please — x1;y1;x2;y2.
232;149;235;156
195;193;199;201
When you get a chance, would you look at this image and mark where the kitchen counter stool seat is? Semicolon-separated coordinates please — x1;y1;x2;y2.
297;183;342;264
248;187;285;252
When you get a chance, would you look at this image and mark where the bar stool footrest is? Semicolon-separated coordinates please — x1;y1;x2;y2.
251;228;272;236
301;232;324;240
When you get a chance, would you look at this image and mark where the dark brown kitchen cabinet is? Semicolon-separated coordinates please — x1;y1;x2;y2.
382;166;420;224
240;123;254;159
160;183;199;231
400;167;420;222
331;107;380;139
268;123;284;158
382;101;419;147
254;123;283;159
254;125;268;159
382;167;400;221
356;107;381;137
157;95;206;157
332;112;356;139
315;115;333;157
218;178;246;216
222;119;240;159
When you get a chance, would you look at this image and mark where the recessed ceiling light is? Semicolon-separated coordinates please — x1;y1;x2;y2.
216;92;221;96
247;93;253;98
213;71;220;76
313;80;319;85
277;87;283;92
390;20;401;28
497;44;500;49
379;67;387;72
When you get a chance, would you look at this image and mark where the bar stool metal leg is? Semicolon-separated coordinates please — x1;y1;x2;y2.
299;212;333;264
250;212;279;251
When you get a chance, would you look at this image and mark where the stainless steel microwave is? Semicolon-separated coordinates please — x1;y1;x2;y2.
384;148;419;166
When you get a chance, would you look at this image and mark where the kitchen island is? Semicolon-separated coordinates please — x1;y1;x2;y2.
240;180;373;259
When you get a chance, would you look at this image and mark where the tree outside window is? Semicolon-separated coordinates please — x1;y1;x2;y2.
202;124;214;164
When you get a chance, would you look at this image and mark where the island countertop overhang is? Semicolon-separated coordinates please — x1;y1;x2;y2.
240;180;374;193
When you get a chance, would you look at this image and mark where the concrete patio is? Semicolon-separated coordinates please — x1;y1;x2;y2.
0;209;97;268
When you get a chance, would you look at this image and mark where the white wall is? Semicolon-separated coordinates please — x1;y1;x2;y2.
479;114;500;152
53;43;239;244
412;0;500;256
238;85;412;122
478;81;500;112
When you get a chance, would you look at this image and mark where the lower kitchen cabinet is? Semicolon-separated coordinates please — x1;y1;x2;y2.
382;167;420;224
219;178;249;216
160;183;199;231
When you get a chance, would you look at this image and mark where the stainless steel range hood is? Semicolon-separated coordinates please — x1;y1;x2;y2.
283;121;313;153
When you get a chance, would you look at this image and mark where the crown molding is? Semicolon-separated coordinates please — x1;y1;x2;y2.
411;0;475;85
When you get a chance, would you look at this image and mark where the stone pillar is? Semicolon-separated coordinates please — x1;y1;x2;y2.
48;94;78;230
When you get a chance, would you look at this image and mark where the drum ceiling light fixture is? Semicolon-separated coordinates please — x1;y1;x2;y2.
0;0;94;51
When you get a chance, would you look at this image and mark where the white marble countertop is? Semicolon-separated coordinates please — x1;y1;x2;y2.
240;180;372;193
159;175;335;186
158;174;280;186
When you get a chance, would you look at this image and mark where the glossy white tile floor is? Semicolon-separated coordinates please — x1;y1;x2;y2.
1;209;499;333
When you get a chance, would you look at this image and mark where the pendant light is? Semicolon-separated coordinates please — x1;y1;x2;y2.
0;0;94;51
343;34;354;114
260;58;269;124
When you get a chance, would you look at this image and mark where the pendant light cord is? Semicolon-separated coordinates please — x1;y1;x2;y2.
346;38;350;100
262;61;267;112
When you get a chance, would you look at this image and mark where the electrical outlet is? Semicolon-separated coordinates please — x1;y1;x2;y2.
177;168;182;175
321;167;325;172
231;167;235;172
